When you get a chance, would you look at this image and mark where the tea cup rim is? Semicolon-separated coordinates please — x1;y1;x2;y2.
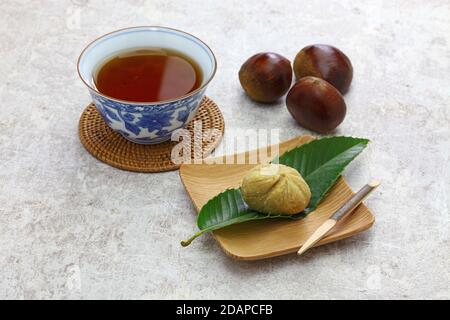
77;26;217;106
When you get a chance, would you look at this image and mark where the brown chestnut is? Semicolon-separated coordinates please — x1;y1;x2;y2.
286;76;346;133
293;44;353;94
239;52;292;103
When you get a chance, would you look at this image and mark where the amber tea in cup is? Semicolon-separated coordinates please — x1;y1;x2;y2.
94;47;202;102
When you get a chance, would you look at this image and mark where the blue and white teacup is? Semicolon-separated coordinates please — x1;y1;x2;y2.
77;26;217;144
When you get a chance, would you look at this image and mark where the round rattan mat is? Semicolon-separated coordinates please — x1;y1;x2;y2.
78;96;224;172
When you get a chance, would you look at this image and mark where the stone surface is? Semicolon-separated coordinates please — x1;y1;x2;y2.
0;0;449;300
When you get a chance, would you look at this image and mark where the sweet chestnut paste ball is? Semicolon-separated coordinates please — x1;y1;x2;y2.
241;164;311;215
239;52;292;103
286;76;346;133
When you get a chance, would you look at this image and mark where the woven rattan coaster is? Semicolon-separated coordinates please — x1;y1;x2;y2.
79;96;225;173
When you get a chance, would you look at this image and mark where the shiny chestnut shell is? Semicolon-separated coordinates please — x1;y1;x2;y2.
239;52;292;103
286;76;346;133
293;44;353;94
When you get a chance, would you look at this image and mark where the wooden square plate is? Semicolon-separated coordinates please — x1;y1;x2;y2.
179;135;375;260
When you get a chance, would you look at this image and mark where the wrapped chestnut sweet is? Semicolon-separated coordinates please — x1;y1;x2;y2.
241;164;311;215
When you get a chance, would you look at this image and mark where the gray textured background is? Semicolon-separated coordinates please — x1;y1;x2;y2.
1;0;449;299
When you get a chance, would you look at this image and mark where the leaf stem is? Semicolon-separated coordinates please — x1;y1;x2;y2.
180;230;206;247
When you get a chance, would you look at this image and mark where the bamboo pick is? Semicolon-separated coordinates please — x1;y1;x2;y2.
297;180;380;256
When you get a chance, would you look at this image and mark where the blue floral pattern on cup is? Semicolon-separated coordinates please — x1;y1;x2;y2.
89;88;205;144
